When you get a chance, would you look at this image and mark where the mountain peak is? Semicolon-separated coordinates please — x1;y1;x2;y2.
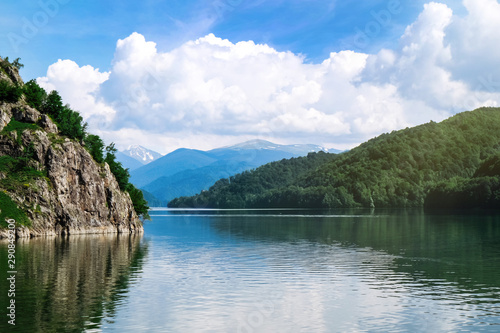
122;145;162;165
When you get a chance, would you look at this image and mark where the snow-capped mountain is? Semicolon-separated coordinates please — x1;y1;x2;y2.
122;145;163;165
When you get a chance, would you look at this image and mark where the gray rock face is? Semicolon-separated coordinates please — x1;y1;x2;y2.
0;101;143;239
39;114;58;133
13;104;41;123
0;102;13;132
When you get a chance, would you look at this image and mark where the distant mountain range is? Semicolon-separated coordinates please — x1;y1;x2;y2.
126;140;341;206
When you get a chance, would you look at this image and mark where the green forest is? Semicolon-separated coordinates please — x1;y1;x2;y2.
0;57;149;221
169;108;500;209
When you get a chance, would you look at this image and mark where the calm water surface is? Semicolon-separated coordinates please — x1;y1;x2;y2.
1;209;500;332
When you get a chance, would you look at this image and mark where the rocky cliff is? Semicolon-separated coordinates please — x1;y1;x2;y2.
0;58;143;238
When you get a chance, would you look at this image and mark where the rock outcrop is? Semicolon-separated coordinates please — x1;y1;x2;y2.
0;58;143;239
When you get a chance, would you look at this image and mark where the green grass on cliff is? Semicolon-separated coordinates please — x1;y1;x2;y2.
1;119;41;146
0;192;31;228
0;125;48;229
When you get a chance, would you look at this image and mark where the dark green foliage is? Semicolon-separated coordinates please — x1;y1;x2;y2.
1;119;41;149
41;90;87;141
23;79;47;109
0;192;31;228
171;108;500;209
0;80;23;103
425;153;500;209
57;106;87;141
127;185;151;220
1;119;39;135
474;153;500;178
85;134;105;163
105;143;130;191
425;177;500;209
11;58;24;69
42;90;64;117
0;152;47;222
104;143;150;218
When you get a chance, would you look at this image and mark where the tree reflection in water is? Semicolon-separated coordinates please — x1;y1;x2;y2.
0;234;148;332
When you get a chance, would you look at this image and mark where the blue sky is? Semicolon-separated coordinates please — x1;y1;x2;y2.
3;0;460;80
1;0;499;153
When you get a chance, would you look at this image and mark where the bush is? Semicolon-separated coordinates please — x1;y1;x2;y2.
42;90;64;117
41;90;87;141
0;80;23;103
85;134;105;163
23;79;47;109
127;185;151;220
57;106;87;141
105;143;130;191
103;143;150;219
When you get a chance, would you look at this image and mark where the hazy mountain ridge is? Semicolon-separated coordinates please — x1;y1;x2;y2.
130;140;337;205
214;139;341;154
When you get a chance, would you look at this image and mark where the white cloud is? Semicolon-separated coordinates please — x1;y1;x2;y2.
446;0;500;90
37;1;500;154
37;59;115;126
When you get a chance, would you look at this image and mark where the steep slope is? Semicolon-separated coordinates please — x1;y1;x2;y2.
0;57;143;238
170;108;500;209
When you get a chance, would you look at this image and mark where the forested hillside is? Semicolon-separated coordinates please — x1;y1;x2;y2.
425;153;500;209
169;108;500;209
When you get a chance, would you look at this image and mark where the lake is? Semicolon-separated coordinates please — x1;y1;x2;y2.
1;209;500;332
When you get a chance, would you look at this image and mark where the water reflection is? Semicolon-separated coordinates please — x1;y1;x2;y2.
207;209;500;288
0;234;147;333
141;209;500;332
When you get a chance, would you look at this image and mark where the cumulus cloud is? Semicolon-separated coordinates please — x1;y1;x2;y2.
37;1;500;153
37;59;115;127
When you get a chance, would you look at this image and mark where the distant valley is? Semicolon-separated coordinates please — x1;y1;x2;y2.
118;140;340;206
